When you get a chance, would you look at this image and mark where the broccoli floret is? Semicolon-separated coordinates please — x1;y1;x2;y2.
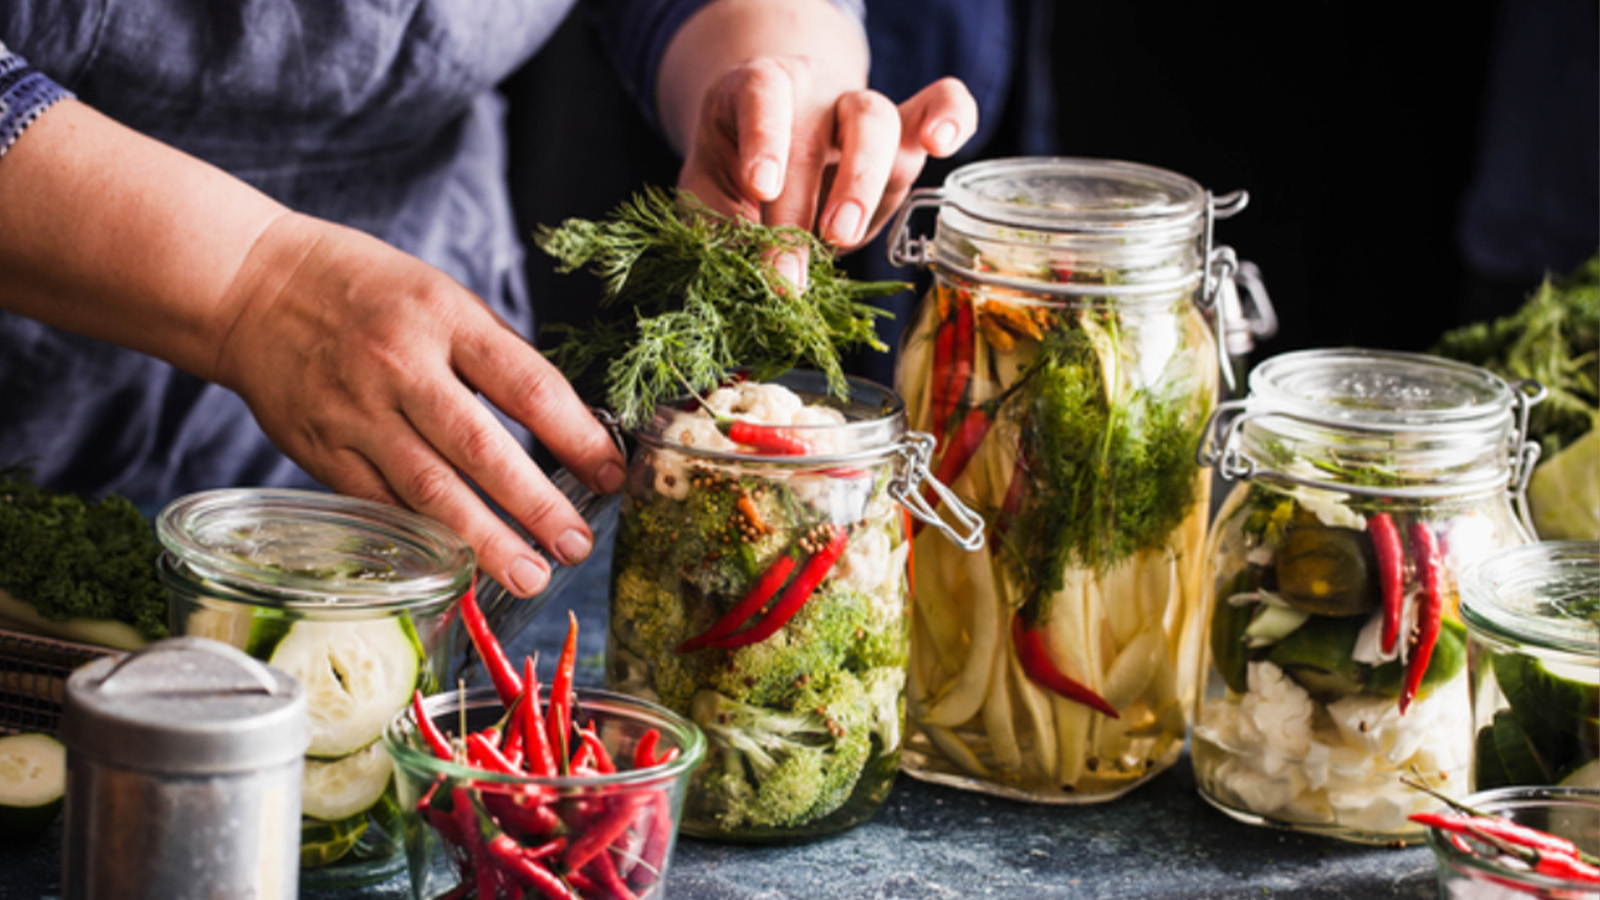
0;471;168;642
607;567;708;711
709;584;868;706
690;669;872;829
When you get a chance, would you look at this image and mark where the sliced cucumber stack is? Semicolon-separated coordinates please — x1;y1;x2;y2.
0;732;65;842
302;740;394;822
267;617;420;758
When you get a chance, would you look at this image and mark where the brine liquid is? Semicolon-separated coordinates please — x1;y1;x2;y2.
902;499;1207;802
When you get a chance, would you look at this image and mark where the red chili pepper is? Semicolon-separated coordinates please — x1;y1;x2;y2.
1367;513;1405;655
1442;817;1600;884
453;788;502;900
467;732;523;777
522;836;567;864
550;610;579;772
520;657;558;778
486;831;580;899
902;506;916;595
484;790;564;842
928;288;972;447
576;726;616;775
460;576;524;707
1410;811;1600;866
912;404;992;538
630;792;673;891
720;418;813;455
565;793;652;873
675;554;798;653
584;850;641;900
706;526;850;650
633;729;661;772
1400;521;1443;714
413;690;454;761
991;455;1030;540
1011;612;1119;719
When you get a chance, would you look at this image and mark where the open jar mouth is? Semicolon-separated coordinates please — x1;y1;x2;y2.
630;369;908;466
1460;541;1600;658
156;488;474;611
385;686;706;792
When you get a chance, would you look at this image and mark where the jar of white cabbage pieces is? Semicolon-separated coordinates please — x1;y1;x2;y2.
1193;349;1545;844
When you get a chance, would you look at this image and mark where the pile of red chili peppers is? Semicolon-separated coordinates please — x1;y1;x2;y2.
409;590;681;900
1406;777;1600;888
1365;512;1446;714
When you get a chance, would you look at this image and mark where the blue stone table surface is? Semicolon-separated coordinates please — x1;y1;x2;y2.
1;535;1442;900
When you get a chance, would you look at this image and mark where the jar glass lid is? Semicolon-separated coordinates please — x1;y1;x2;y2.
157;488;475;607
942;157;1206;235
1460;541;1599;658
1249;348;1516;431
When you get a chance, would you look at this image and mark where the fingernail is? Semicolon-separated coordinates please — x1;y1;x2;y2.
774;252;806;294
930;119;960;155
506;556;549;597
597;460;625;494
828;201;864;246
555;528;592;565
750;158;782;198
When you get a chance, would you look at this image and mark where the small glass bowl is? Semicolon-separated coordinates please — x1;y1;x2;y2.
1422;785;1600;899
384;685;706;900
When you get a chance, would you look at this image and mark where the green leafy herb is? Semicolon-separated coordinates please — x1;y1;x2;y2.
999;309;1206;604
0;469;169;641
536;187;905;427
1432;255;1599;457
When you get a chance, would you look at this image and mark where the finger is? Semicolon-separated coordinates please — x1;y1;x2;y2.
360;406;557;598
456;320;625;497
730;58;796;204
407;349;604;572
898;77;980;159
818;89;901;251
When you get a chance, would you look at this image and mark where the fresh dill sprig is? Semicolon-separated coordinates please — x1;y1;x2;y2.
535;187;906;427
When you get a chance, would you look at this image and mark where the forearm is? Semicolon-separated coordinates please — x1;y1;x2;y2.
654;0;868;156
0;98;290;382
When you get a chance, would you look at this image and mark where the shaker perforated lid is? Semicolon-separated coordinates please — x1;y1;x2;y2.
63;637;307;773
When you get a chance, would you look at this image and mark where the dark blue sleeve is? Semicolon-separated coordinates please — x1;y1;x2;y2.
586;0;866;131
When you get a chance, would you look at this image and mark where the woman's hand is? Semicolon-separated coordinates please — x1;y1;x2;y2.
658;0;978;285
211;214;626;597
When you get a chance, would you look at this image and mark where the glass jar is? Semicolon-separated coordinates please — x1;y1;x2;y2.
1459;541;1598;793
156;488;474;888
884;157;1250;802
603;369;982;842
1193;349;1545;844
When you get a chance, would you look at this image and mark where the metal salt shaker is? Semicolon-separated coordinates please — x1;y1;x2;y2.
61;636;307;900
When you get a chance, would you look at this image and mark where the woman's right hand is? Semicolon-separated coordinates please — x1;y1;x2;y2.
210;213;626;598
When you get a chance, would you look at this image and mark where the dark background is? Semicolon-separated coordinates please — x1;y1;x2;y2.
503;0;1598;386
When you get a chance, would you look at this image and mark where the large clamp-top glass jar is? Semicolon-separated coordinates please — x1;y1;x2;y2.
884;157;1254;802
603;370;983;842
1193;349;1546;844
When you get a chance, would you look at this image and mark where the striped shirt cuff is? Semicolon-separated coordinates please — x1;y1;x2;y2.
0;42;75;159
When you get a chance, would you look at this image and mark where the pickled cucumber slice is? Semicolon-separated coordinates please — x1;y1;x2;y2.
1265;614;1368;701
268;617;420;758
0;733;64;842
1492;651;1599;774
1493;710;1555;786
302;740;394;822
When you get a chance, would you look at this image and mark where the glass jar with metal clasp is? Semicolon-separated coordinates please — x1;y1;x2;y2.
1193;348;1546;844
601;369;984;842
884;156;1262;803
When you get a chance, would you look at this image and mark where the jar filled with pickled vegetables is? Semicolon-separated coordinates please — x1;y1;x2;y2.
1459;541;1598;793
1193;349;1546;843
157;489;473;888
604;370;983;841
885;157;1254;802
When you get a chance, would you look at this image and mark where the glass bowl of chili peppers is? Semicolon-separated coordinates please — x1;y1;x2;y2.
1416;784;1600;899
383;610;706;900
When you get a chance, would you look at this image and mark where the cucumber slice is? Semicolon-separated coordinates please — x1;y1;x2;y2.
1474;724;1510;790
1492;710;1554;786
302;740;394;822
1266;613;1369;701
268;617;420;757
300;811;368;869
0;733;65;841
